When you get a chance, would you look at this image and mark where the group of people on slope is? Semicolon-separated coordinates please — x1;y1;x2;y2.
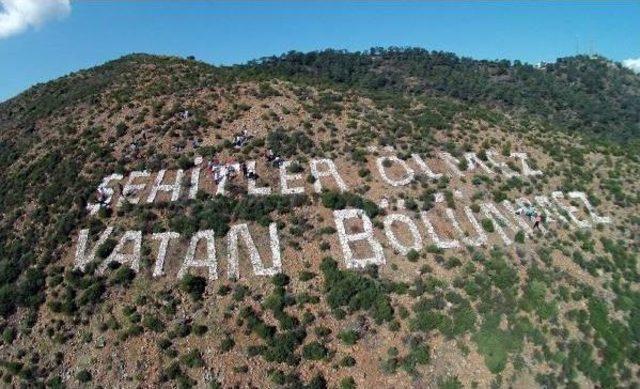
265;149;284;167
96;127;291;205
206;146;284;186
233;129;252;149
206;158;259;185
515;203;544;230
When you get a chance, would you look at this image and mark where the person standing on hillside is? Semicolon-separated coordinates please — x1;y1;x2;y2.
97;186;108;205
533;214;543;230
240;161;248;178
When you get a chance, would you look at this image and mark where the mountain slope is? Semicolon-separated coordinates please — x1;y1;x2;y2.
0;50;638;388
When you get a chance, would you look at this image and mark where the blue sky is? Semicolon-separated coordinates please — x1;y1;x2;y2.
1;1;639;102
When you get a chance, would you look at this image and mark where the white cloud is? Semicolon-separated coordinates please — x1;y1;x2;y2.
622;57;640;74
0;0;70;39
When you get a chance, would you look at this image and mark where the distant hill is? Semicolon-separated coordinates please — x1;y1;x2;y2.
0;49;638;388
240;49;640;143
4;49;640;144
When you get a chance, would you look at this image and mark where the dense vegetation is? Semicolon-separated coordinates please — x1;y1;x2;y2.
240;48;640;144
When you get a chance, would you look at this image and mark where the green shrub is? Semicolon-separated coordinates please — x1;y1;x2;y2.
320;257;394;323
142;315;165;332
267;129;314;157
287;162;304;174
271;273;290;287
444;190;455;208
407;249;420;262
314;326;331;337
338;329;360;345
167;194;309;237
438;375;462;389
111;266;136;286
445;257;462;269
306;374;328;389
340;376;357;389
179;274;207;301
177;155;194;170
217;285;231;296
302;341;328;360
341;355;356;367
2;327;16;344
411;294;476;338
407;344;430;366
492;190;507;203
193;324;208;336
320;191;380;218
115;122;128;137
96;238;117;259
426;244;444;254
269;369;286;385
233;285;249;301
46;376;63;388
76;369;92;383
481;219;494;233
157;338;172;350
458;158;468;171
181;348;205;368
400;340;430;374
78;280;106;306
472;312;523;374
262;329;306;365
220;337;235;353
299;271;316;281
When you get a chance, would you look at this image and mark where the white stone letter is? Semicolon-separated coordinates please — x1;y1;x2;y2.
446;207;487;247
411;153;442;180
279;160;305;195
551;191;591;228
216;163;239;196
383;213;423;255
98;230;142;273
480;202;515;245
310;158;348;193
74;227;114;270
464;152;494;174
178;230;217;280
567;191;611;224
117;171;150;207
247;161;271;195
439;152;464;178
501;199;535;235
188;156;203;199
147;169;183;203
535;195;568;224
511;152;542;176
333;209;385;268
486;150;518;178
376;155;415;186
151;231;180;277
227;223;282;278
87;174;123;215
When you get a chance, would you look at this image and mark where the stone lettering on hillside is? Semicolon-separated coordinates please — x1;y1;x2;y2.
74;150;611;278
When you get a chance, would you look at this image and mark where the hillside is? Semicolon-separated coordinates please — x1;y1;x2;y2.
0;49;639;388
